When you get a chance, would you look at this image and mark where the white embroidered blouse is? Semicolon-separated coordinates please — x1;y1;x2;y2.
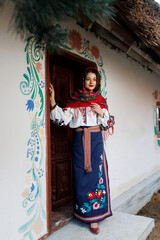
50;105;110;129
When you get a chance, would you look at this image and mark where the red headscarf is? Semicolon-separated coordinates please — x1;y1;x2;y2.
65;67;108;110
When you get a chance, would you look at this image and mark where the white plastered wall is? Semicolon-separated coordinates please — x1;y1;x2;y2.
105;49;160;199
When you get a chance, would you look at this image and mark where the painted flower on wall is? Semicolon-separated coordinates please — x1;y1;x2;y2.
22;188;30;198
88;191;95;200
38;168;44;178
90;45;100;60
69;29;82;51
30;183;35;192
39;80;45;88
31;219;43;235
26;99;34;112
35;62;42;73
19;37;46;239
93;202;100;210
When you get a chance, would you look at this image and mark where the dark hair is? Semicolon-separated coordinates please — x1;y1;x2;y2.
83;68;100;92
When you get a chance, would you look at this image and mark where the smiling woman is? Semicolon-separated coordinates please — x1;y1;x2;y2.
49;67;115;234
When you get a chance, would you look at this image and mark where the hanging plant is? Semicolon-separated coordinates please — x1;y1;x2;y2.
0;0;116;52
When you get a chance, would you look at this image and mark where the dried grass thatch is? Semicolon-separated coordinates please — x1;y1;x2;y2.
114;0;160;49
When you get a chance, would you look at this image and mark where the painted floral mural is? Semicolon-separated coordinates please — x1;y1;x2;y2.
18;28;108;239
19;36;46;240
65;29;108;100
68;29;82;51
153;90;160;150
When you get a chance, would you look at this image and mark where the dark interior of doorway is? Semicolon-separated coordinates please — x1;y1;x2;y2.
49;50;96;232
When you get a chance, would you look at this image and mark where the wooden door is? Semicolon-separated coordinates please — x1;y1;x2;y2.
50;65;73;209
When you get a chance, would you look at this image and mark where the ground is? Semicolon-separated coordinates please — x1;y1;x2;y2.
137;190;160;240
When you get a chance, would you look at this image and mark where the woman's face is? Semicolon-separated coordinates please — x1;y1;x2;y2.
84;72;97;92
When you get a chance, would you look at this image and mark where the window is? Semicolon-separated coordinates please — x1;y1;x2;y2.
156;101;160;138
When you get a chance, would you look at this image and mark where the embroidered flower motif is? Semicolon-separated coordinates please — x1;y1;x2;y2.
80;207;87;214
69;29;82;51
93;202;100;210
100;154;103;160
96;190;103;198
88;192;95;200
26;99;34;112
90;45;100;59
103;190;106;195
76;155;106;213
99;164;102;172
99;177;103;184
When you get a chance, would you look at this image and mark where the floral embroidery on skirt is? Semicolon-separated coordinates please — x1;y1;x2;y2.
72;130;112;223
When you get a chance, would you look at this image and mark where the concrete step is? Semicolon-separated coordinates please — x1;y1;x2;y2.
46;211;154;240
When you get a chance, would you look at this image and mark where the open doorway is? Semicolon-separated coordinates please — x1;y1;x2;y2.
46;49;97;233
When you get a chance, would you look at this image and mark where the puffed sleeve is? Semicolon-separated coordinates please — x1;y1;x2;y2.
50;105;74;126
98;108;110;128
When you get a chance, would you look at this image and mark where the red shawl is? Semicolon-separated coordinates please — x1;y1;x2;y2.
65;88;108;110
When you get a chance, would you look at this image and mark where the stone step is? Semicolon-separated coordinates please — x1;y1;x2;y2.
46;211;154;240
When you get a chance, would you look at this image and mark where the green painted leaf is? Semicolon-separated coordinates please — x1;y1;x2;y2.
27;169;32;174
63;44;73;50
32;169;36;181
29;231;33;240
41;207;47;219
32;64;40;82
38;86;44;116
18;213;35;232
26;52;29;65
27;67;31;78
23;73;29;83
31;89;35;100
158;140;160;147
27;36;34;44
24;232;29;237
27;202;36;215
24;43;28;52
154;126;157;135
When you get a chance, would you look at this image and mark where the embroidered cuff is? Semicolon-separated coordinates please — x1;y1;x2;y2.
50;103;57;111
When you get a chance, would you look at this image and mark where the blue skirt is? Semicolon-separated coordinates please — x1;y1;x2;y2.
72;129;112;223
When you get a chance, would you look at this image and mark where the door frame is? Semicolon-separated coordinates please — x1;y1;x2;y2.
45;49;97;235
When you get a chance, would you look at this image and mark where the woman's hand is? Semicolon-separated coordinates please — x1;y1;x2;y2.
90;103;104;118
49;83;56;107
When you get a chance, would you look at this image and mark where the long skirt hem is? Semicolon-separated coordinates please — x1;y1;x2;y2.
72;130;112;224
73;211;112;223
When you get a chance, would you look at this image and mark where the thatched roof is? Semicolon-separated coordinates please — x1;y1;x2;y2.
114;0;160;49
78;0;160;75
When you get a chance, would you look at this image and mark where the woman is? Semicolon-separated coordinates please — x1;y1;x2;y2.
49;67;114;234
